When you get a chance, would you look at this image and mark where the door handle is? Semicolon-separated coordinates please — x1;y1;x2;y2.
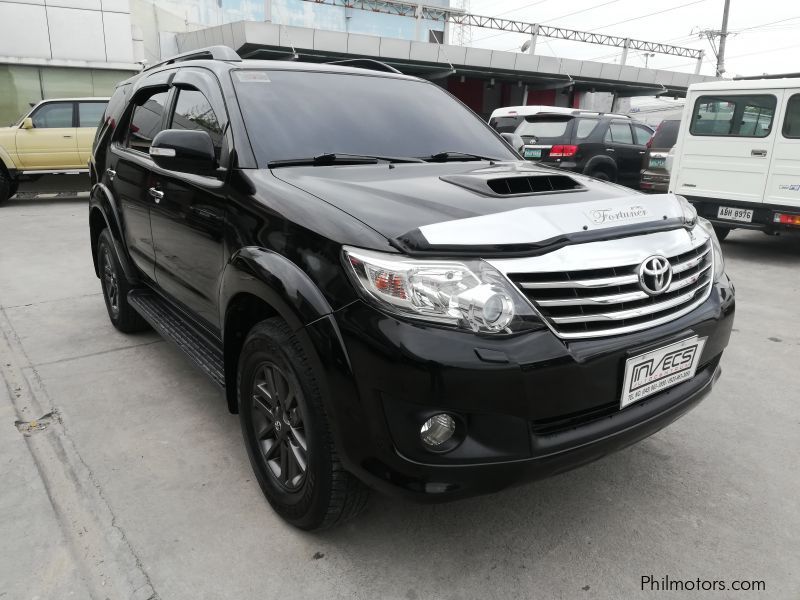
638;151;646;155
62;135;72;138
148;187;164;203
606;148;616;152
106;169;116;181
751;149;768;157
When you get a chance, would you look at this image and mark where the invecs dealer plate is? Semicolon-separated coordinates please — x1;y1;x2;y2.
620;336;707;409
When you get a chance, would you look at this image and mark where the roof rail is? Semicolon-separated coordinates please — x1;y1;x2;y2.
326;58;402;74
734;72;800;81
144;45;241;72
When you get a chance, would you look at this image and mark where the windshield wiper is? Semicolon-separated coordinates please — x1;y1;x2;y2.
424;151;504;163
268;152;425;168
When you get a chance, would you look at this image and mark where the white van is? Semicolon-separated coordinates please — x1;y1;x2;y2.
488;105;578;133
669;77;800;239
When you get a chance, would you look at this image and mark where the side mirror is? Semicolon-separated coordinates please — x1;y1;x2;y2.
500;132;525;154
149;129;216;174
21;117;33;129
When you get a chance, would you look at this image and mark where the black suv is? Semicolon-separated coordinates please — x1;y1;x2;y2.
518;113;653;187
89;46;734;530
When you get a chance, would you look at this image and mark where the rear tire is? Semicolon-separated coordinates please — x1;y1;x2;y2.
588;169;613;182
238;318;369;530
713;226;731;241
97;229;149;333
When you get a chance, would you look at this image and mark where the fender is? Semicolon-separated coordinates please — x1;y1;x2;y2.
582;154;618;177
0;145;18;172
88;182;139;283
219;248;356;418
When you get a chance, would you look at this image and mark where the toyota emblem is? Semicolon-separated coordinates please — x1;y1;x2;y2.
638;255;672;296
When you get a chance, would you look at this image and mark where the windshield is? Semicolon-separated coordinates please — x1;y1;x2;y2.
515;117;572;142
232;69;516;166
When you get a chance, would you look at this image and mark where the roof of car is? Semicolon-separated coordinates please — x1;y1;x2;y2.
689;77;800;91
37;97;110;102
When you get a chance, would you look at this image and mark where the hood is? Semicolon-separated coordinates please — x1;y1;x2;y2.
271;161;687;254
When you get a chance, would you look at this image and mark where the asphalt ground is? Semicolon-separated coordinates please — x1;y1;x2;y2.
1;193;798;600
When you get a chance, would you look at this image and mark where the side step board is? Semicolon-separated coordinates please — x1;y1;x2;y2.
128;290;226;389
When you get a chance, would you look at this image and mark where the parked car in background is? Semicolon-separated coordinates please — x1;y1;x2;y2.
670;77;800;239
0;97;108;204
640;119;681;193
517;112;653;188
89;46;734;531
488;105;579;133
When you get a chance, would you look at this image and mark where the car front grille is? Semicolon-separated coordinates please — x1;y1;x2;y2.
507;240;714;339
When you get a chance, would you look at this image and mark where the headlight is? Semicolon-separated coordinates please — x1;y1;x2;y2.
677;194;698;226
696;217;725;281
343;247;541;334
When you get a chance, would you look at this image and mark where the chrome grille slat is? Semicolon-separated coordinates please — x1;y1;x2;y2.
550;276;710;323
517;273;639;289
672;247;711;274
505;238;714;339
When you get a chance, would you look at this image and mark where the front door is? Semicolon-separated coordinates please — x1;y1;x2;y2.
763;92;800;209
111;88;170;281
673;90;782;204
15;101;80;169
149;78;228;330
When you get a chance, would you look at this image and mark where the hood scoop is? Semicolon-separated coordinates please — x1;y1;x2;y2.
441;171;585;197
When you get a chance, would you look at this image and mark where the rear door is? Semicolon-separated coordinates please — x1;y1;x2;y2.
14;101;80;169
109;86;171;281
76;101;108;166
672;91;782;204
763;91;800;209
605;121;642;184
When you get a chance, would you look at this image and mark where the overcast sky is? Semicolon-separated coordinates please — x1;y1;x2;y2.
462;0;798;78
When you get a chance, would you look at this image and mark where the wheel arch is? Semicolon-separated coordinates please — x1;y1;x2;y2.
89;183;137;282
583;155;618;179
220;248;346;415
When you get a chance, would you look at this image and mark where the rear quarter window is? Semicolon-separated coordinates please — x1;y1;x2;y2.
651;119;680;147
690;94;776;137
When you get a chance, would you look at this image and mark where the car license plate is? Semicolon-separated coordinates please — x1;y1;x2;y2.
717;206;754;222
620;336;707;409
649;157;666;168
524;147;542;159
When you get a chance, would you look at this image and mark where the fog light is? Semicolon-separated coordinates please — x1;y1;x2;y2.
420;414;456;447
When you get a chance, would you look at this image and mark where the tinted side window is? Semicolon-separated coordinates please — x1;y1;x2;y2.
79;102;107;128
632;124;653;145
782;94;800;138
170;89;223;156
651;120;681;147
690;94;776;137
574;118;599;139
609;122;634;144
126;90;169;154
31;102;74;128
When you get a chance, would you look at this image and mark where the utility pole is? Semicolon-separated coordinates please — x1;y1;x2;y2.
716;0;731;76
697;0;731;76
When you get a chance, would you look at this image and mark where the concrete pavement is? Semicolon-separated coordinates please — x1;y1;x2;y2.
1;196;798;599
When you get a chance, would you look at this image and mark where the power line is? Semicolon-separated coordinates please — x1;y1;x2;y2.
542;0;622;25
589;0;712;32
470;0;550;41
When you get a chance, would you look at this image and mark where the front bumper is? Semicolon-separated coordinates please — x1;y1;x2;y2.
310;276;735;501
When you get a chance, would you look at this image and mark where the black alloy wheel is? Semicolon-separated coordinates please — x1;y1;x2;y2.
96;228;149;333
238;318;369;530
249;361;308;491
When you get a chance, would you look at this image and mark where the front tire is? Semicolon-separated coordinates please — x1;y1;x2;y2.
238;318;369;530
97;229;149;333
0;171;11;205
